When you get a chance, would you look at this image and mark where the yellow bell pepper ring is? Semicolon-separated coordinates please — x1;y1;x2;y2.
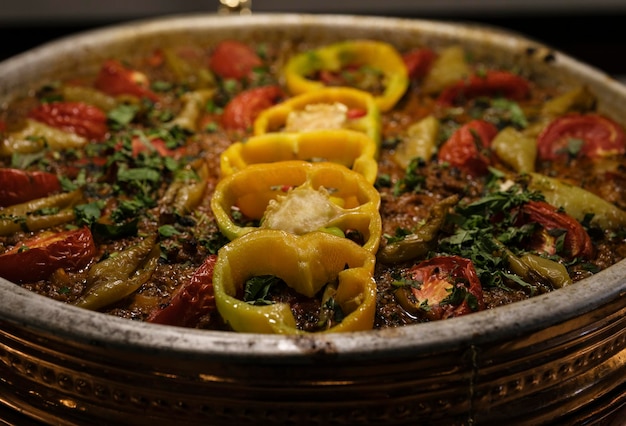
253;87;382;149
212;229;377;334
284;40;409;112
220;129;378;184
210;160;382;253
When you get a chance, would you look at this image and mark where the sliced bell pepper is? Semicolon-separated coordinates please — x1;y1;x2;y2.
210;160;382;254
212;229;377;334
284;40;409;112
253;87;382;149
220;129;378;184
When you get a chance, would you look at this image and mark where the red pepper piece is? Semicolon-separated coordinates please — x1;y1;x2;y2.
94;59;159;102
0;168;61;207
28;101;108;141
0;227;97;283
147;255;217;327
437;70;530;106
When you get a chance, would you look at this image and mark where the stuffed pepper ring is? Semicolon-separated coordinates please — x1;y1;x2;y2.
253;87;382;149
210;160;382;253
220;129;378;184
212;229;377;334
283;40;409;112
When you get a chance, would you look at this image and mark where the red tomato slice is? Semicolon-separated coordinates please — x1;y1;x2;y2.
94;59;159;102
147;255;217;327
0;168;61;207
521;201;594;259
209;40;263;80
437;120;499;177
402;48;436;80
405;255;485;320
0;227;97;283
437;70;531;106
221;85;284;131
28;101;108;141
537;113;626;161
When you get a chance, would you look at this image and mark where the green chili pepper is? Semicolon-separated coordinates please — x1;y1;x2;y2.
491;127;537;173
75;235;159;310
0;190;84;236
378;195;459;264
528;173;626;229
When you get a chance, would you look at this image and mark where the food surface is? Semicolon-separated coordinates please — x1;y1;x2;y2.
1;37;625;333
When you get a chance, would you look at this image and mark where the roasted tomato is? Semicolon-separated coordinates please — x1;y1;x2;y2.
402;47;436;80
147;255;217;327
221;85;283;131
537;113;626;161
437;120;499;177
437;70;530;106
28;101;108;141
395;255;485;321
208;40;263;80
0;227;96;283
0;168;61;207
520;200;594;259
94;59;159;102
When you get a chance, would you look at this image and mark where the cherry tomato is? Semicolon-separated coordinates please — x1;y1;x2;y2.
0;168;61;207
398;255;485;321
28;101;108;141
221;85;283;131
0;227;96;283
147;255;217;327
94;59;159;102
537;113;626;161
520;201;594;259
437;70;531;106
209;40;263;80
402;47;436;80
437;120;499;177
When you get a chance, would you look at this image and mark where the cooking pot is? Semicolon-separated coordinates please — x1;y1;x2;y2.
0;13;624;426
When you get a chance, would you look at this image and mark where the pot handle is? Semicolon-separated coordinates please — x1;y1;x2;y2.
218;0;252;14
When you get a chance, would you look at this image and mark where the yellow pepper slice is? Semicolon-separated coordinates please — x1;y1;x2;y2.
220;129;378;184
253;87;382;149
212;229;377;334
210;160;382;253
284;40;409;112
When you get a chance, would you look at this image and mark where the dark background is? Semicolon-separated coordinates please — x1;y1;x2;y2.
1;1;625;80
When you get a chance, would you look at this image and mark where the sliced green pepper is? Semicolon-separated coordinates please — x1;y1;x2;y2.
0;189;84;236
75;235;159;310
421;45;470;95
168;89;215;132
212;229;377;334
1;119;88;156
220;129;378;184
528;173;626;229
378;195;458;264
284;40;409;112
392;115;439;168
210;160;382;254
492;127;537;173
